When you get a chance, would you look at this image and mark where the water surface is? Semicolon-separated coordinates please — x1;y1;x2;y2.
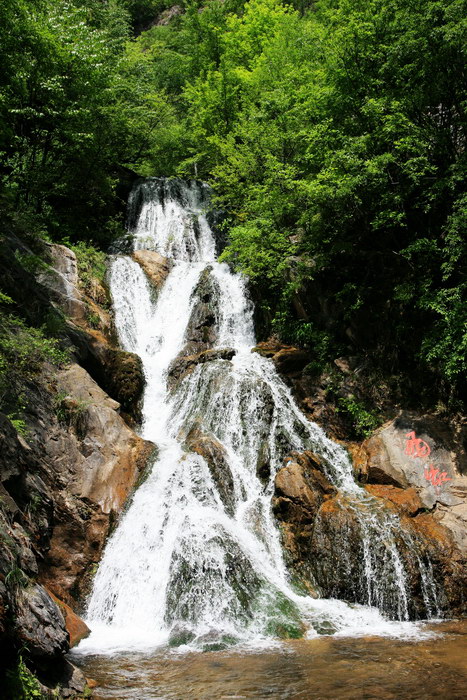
76;620;467;699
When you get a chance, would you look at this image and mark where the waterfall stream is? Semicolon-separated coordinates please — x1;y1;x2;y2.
78;179;439;655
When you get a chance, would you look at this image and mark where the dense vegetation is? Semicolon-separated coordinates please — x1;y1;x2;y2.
1;0;466;410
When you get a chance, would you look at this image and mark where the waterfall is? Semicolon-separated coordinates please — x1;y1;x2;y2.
78;179;439;654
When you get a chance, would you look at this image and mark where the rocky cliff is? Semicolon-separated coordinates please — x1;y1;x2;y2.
0;234;154;697
256;341;467;618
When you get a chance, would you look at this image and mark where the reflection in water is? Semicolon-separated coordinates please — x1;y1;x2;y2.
75;620;467;699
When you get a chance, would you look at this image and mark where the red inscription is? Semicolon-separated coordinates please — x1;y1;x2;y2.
404;431;431;458
424;464;452;488
404;430;452;491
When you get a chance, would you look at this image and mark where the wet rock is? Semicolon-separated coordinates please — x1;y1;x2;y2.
256;442;271;484
365;484;424;516
14;584;68;659
252;341;309;376
165;530;263;627
132;249;172;289
47;590;90;647
168;347;236;388
168;625;195;647
182;267;219;355
185;425;236;516
308;496;364;602
272;452;336;590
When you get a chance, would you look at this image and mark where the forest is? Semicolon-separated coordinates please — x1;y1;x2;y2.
1;0;466;420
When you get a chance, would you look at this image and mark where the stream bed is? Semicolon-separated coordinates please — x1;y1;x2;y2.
75;620;467;699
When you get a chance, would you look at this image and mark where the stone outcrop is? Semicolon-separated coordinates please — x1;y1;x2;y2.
273;451;336;593
0;359;154;693
79;334;145;421
185;425;236;516
0;235;155;695
182;266;219;356
37;243;87;322
360;413;467;555
168;347;236;388
132;249;171;289
252;340;309;376
36;241;146;422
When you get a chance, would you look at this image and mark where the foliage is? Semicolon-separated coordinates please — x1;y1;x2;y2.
0;312;69;417
336;396;380;439
5;655;43;699
54;390;89;437
1;0;466;405
68;240;107;286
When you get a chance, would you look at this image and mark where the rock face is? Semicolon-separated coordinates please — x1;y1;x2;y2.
0;236;155;695
361;413;467;555
185;425;236;516
273;438;467;618
273;451;336;593
132;249;171;289
37;241;146;422
37;243;87;322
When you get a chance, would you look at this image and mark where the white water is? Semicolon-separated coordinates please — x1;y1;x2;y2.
77;179;438;655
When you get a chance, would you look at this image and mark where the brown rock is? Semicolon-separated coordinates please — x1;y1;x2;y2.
251;339;284;358
252;342;309;376
168;347;236;388
47;590;90;647
132;250;171;289
275;462;320;512
55;364;153;513
365;484;424;516
347;442;369;482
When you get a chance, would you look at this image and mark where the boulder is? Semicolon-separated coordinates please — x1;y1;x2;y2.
47;590;90;648
132;249;171;289
252;341;309;376
168;347;236;388
14;584;68;659
360;412;467;557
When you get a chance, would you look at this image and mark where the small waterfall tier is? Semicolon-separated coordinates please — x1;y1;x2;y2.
79;179;440;653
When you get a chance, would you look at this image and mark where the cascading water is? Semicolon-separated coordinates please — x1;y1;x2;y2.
78;179;440;655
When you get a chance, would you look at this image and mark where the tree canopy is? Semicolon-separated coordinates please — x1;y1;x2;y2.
1;0;466;401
